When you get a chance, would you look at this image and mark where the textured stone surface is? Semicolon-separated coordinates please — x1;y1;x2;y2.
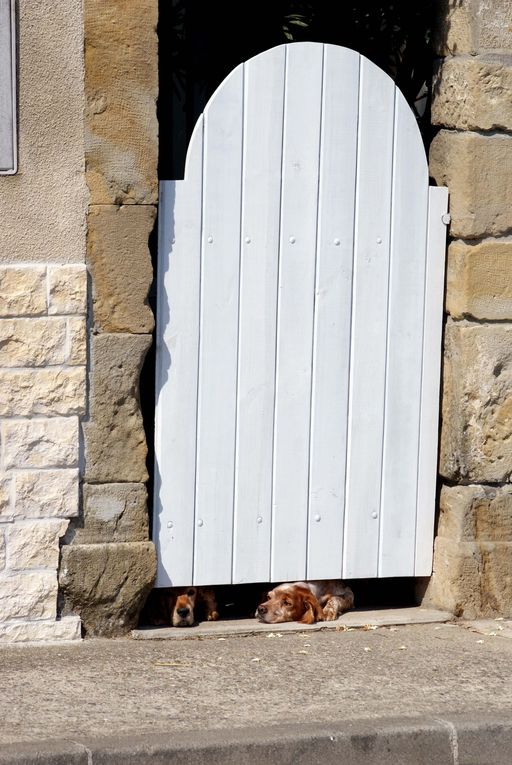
0;530;5;571
84;0;158;204
429;130;512;239
0;318;67;366
446;239;512;320
424;536;512;619
0;615;81;643
48;265;87;315
433;54;512;131
440;322;512;483
0;368;86;416
72;483;149;544
0;476;11;519
437;484;512;542
435;0;512;55
3;418;79;469
6;520;69;570
83;334;151;483
14;470;79;519
59;542;156;636
0;267;47;316
0;0;87;265
0;572;58;621
67;317;87;366
87;205;155;333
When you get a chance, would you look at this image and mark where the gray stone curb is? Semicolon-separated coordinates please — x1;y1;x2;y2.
1;714;511;765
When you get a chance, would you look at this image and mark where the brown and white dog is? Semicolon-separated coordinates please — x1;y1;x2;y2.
141;587;219;628
256;580;354;624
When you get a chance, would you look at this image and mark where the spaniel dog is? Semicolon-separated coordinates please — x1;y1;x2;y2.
256;580;354;624
141;587;219;627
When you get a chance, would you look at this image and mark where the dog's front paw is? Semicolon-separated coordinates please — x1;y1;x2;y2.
322;605;338;621
207;610;219;621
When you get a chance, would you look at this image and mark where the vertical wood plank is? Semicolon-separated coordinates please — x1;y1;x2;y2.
232;47;286;584
342;57;396;579
271;43;323;582
307;47;360;579
153;119;204;586
193;65;244;585
378;92;429;576
415;186;448;575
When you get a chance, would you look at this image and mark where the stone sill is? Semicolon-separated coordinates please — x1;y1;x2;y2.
132;606;453;641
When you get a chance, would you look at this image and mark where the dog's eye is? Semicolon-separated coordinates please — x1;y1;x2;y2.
282;598;291;607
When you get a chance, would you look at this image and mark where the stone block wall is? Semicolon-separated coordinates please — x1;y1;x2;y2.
57;0;158;636
0;266;86;641
423;0;512;617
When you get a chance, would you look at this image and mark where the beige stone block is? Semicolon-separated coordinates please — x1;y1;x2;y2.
6;520;69;570
429;130;512;239
434;0;512;55
440;322;512;482
84;0;158;204
422;537;482;619
3;418;79;469
0;572;58;621
0;318;67;366
432;55;512;131
83;334;151;482
437;484;512;542
446;239;512;320
0;530;5;571
48;265;87;315
425;537;512;619
87;205;155;333
0;369;86;417
0;615;81;643
67;317;87;365
14;470;79;519
73;483;149;543
59;541;156;636
0;475;12;521
0;267;47;316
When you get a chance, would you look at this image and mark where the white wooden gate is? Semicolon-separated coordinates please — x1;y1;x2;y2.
153;42;448;587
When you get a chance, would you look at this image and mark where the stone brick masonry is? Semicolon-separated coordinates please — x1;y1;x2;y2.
0;265;86;641
423;0;512;618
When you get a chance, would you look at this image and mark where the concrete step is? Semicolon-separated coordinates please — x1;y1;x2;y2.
132;606;453;640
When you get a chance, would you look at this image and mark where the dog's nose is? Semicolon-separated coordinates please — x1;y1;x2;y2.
177;607;190;617
257;605;267;615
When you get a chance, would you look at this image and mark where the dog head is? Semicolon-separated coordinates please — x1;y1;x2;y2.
255;585;324;624
172;587;197;627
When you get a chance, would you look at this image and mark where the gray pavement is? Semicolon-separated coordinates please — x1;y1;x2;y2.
1;617;512;763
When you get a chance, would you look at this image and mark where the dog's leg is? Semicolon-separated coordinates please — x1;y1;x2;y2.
202;589;219;621
321;587;354;620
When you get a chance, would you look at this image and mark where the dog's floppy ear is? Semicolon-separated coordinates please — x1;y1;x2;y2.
298;591;324;624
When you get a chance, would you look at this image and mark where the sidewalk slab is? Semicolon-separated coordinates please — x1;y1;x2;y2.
132;606;453;640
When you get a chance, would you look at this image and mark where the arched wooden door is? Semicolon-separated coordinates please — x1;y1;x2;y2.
153;43;448;587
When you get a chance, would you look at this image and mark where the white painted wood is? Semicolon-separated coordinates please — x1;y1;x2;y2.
193;65;244;585
154;118;204;586
232;46;286;584
307;46;359;579
342;57;396;580
378;91;429;577
415;186;449;575
0;0;16;173
154;42;448;588
270;43;323;582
